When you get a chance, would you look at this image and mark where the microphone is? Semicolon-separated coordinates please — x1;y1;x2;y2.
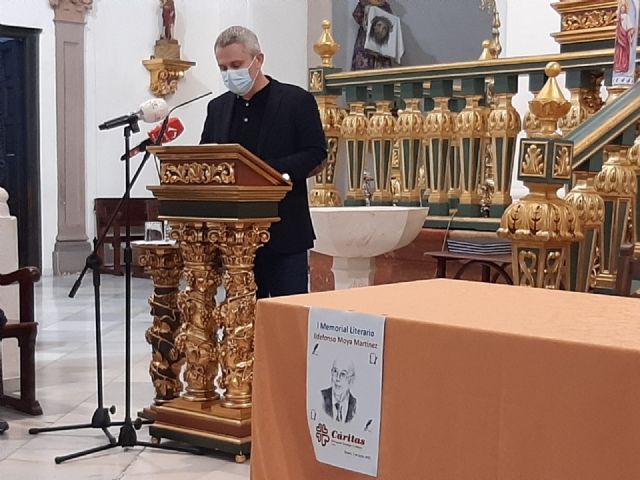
98;98;169;131
121;117;184;160
139;91;212;154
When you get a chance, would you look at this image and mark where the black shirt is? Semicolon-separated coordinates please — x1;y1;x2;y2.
228;80;272;156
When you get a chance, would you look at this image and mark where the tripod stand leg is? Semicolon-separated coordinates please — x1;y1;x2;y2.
103;427;117;445
135;440;202;455
29;423;95;434
55;442;118;464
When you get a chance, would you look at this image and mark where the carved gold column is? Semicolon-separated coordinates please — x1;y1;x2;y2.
488;75;521;217
593;145;638;289
628;136;640;256
368;84;396;205
447;98;464;213
457;78;487;217
423;80;454;214
342;88;369;205
498;62;582;289
308;20;344;207
565;172;605;292
397;98;424;206
309;95;345;206
522;71;546;138
134;242;185;412
523;94;541;138
559;71;604;135
169;222;221;401
207;221;270;409
390;140;402;204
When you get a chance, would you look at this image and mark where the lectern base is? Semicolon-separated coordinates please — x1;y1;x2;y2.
148;398;251;462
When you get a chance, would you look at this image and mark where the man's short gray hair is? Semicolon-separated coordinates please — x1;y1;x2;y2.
215;26;261;55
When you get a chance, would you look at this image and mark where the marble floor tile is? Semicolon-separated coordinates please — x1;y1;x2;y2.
0;274;251;479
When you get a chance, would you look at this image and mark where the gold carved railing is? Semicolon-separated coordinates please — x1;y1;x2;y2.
307;15;640;292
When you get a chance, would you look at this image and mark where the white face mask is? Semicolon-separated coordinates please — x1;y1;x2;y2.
221;56;257;96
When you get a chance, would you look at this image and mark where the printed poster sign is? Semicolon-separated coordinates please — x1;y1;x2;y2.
307;307;386;477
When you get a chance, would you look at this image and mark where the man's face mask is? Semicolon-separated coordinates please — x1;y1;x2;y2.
221;56;257;96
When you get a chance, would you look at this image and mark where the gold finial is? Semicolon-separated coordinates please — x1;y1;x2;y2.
528;62;570;137
478;39;494;60
314;20;340;68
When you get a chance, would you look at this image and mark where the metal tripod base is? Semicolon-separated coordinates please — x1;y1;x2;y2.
53;421;200;464
29;406;122;438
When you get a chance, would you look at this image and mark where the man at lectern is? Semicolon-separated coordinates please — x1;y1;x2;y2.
201;25;327;298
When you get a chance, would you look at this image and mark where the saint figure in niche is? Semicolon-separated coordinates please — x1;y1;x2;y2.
161;0;176;41
351;0;393;70
614;0;637;73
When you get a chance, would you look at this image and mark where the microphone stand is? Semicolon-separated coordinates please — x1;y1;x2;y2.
30;113;198;463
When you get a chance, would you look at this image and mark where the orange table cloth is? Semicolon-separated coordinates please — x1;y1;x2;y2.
251;279;640;480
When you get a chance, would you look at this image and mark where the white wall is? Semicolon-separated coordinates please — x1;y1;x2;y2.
503;0;563;199
85;0;310;238
0;0;57;275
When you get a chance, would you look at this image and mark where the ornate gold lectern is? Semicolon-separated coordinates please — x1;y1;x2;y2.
146;144;291;462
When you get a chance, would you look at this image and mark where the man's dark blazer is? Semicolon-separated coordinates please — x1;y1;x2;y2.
200;78;327;254
321;387;357;423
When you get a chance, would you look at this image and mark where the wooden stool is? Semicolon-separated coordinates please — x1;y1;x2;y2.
0;267;42;415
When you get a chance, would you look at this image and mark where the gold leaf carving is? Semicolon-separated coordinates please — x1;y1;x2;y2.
518;249;537;286
561;9;617;31
553;146;571;178
309;70;323;92
161;162;235;185
521;144;545;176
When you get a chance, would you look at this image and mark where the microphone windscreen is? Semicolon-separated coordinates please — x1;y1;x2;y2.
139;98;168;123
163;117;185;141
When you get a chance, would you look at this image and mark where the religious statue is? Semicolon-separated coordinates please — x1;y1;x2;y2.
612;0;639;87
161;0;176;41
351;0;394;70
614;0;637;73
152;0;180;60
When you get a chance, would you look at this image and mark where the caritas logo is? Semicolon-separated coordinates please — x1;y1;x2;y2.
315;423;330;446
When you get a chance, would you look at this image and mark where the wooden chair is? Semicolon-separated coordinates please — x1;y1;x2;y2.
615;244;640;297
0;266;42;415
94;197;159;277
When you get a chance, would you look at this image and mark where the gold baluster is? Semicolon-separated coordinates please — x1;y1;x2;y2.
457;79;487;217
342;96;369;205
423;80;454;214
498;62;582;289
628;136;640;256
368;88;396;205
565;172;605;292
487;75;521;217
593;146;638;289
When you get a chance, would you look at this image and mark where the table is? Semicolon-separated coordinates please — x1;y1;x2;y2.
252;279;640;480
424;250;513;284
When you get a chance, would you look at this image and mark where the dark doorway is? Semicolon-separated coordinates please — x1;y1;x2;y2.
0;25;41;270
